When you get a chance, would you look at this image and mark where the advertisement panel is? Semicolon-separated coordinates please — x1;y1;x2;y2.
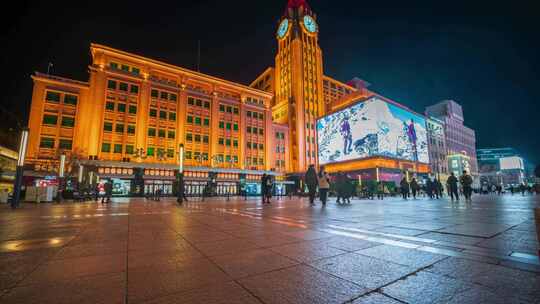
500;156;524;170
317;97;429;165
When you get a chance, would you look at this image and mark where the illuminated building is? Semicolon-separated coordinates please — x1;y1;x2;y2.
477;148;526;186
24;0;437;194
0;146;18;192
426;117;449;183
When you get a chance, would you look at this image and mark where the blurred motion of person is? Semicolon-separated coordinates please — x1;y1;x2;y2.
410;178;419;199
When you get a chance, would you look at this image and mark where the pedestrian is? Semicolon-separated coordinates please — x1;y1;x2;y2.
510;185;514;195
434;178;443;199
400;177;410;200
264;173;274;204
261;173;268;204
447;172;459;202
305;164;318;205
376;181;385;200
459;170;473;202
343;174;353;204
520;182;527;196
410;178;419;199
318;167;330;205
101;181;112;204
426;178;434;199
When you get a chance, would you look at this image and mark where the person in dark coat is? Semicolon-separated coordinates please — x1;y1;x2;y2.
447;172;459;202
400;177;410;200
459;170;474;202
101;181;112;204
304;165;318;205
261;173;269;204
335;172;347;204
342;174;354;204
426;178;434;199
410;178;419;199
434;178;443;199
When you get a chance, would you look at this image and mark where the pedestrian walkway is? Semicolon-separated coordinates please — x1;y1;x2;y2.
1;195;539;303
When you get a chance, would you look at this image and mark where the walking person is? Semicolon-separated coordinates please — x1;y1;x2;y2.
459;170;474;203
261;173;269;204
305;165;318;205
400;177;410;200
343;174;353;204
410;178;419;199
335;172;345;204
426;178;434;199
318;167;330;206
447;172;459;202
101;181;112;204
264;173;274;204
376;181;385;200
435;178;443;199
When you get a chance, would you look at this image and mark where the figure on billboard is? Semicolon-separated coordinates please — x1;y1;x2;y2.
340;116;353;155
406;119;418;162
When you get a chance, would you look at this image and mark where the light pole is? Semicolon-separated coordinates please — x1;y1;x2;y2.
57;154;66;203
11;128;29;209
177;144;184;204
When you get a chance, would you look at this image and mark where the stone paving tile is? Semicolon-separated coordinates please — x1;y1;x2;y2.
192;238;261;257
240;234;304;248
280;229;334;240
141;281;261;304
351;292;403;303
417;231;485;245
0;272;125;304
52;240;127;259
210;248;298;279
309;252;416;289
0;248;59;289
438;223;513;238
373;226;428;236
19;253;126;286
269;240;347;263
357;245;449;269
313;235;380;252
382;271;474;304
238;264;368;304
128;249;205;269
127;257;232;303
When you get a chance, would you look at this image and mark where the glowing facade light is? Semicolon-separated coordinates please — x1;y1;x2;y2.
178;144;184;174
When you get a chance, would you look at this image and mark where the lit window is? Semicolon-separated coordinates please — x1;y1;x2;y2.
40;137;55;149
42;114;58;125
101;143;111;152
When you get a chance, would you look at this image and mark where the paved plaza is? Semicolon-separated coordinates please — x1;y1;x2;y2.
1;194;540;304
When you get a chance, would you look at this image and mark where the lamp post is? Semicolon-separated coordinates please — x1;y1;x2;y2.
11;128;29;209
57;154;66;203
177;144;184;204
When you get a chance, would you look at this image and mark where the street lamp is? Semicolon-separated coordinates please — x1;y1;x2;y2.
57;154;66;203
177;144;184;204
11;128;29;209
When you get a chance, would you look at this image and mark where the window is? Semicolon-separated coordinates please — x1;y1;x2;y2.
110;62;118;70
233;123;238;131
226;106;232;113
187;115;193;123
186;133;193;141
203;135;209;144
132;67;140;75
119;82;128;91
61;116;75;127
117;103;126;113
121;64;130;72
204;101;210;109
42;114;58;125
130;85;139;94
188;97;195;105
203;153;209;160
106;102;115;111
185;151;192;159
203;118;210;126
40;137;55;149
160;92;168;100
219;121;224;129
233;107;239;114
194;134;201;142
247;142;251;149
114;144;123;154
233;156;238;163
219;104;225;112
148;128;156;137
169;94;177;101
103;122;113;132
259;158;264;165
151;89;159;98
219;138;224;145
127;125;135;134
233;140;238;148
158;129;166;138
128;105;137;114
195;117;202;125
107;80;117;90
259;144;264;150
253;127;258;134
259;113;264;120
45;91;61;102
226;139;231;146
169;112;176;121
64;94;78;105
167;131;175;139
226;123;231;130
101;143;111;152
159;111;167;119
147;147;155;156
259;129;264;135
126;145;134;154
196;99;202;107
247;111;251;118
115;124;125;133
247;126;252;133
167;149;174;158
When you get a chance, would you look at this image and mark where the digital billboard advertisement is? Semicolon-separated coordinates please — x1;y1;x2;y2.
317;97;429;165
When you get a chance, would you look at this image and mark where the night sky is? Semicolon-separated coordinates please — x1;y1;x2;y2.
2;0;539;165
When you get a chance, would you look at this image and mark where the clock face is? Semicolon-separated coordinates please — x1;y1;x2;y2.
277;19;289;39
303;15;317;33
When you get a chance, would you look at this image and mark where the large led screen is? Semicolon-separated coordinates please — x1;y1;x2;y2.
317;97;429;165
499;156;524;170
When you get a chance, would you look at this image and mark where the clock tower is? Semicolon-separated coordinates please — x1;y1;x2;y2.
274;0;325;173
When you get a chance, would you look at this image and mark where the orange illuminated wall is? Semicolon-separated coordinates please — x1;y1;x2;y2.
324;156;431;174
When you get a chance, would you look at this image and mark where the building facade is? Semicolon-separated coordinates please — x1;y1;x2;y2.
426;117;448;182
425;100;478;181
477;148;525;186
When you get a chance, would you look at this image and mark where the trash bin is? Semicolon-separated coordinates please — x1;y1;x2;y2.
536;208;540;258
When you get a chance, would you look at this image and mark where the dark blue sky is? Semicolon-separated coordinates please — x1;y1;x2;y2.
2;0;539;164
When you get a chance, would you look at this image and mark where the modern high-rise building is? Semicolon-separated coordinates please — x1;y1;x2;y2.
426;100;478;181
425;117;448;182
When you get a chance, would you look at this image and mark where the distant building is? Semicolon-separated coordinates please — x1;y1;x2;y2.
426;100;478;182
477;148;525;186
426;117;448;183
0;145;18;192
